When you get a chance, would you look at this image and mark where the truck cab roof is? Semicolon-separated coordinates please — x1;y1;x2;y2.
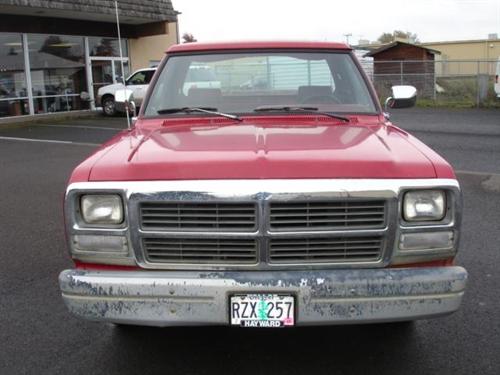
167;41;351;53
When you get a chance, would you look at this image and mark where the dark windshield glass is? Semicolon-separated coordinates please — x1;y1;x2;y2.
144;52;376;116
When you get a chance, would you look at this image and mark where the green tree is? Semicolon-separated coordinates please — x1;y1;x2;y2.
377;30;419;44
182;33;197;43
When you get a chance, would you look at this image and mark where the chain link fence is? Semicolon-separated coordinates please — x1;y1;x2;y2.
365;59;500;107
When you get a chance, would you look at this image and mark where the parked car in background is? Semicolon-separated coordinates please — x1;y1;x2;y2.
60;41;467;328
97;68;156;116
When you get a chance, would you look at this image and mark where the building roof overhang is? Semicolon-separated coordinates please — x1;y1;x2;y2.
363;41;441;57
0;0;179;24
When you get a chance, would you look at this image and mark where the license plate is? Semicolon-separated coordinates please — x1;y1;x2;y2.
230;294;295;327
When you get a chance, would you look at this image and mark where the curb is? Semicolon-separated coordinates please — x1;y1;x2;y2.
0;110;103;128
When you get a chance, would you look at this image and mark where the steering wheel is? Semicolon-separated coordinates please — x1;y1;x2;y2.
300;94;341;105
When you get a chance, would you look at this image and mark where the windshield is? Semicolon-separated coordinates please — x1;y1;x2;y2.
186;66;218;82
144;51;377;117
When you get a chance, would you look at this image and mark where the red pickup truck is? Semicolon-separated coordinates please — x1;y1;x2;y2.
59;41;467;328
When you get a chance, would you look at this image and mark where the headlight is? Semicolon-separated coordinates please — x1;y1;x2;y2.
403;190;446;221
80;194;123;225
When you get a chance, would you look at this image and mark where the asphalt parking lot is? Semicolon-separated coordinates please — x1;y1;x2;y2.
0;108;499;374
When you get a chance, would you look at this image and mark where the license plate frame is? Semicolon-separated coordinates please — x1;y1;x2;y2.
229;293;295;328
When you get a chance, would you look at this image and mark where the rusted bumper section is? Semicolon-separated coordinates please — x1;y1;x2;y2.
59;267;467;327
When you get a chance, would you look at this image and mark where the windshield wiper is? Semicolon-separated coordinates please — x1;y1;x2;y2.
157;107;242;122
253;106;350;122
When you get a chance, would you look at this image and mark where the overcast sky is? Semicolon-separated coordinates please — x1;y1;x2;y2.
176;0;500;44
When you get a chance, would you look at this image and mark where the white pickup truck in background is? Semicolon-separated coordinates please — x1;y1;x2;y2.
99;65;222;116
97;68;156;116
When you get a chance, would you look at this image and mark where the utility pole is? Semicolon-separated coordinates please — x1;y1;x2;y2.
343;33;352;46
115;0;131;130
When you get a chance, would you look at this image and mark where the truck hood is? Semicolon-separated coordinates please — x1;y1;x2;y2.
87;117;438;181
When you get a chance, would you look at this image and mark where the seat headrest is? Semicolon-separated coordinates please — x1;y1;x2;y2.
186;88;222;107
187;88;221;99
297;85;333;100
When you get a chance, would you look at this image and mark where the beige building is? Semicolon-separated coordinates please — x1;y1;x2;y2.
421;37;500;76
422;38;500;61
129;21;179;72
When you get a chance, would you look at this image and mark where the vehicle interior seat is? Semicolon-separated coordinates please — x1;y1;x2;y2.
187;88;222;108
297;85;334;104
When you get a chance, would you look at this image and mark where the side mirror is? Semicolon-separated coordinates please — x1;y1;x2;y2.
129;100;137;116
384;85;417;112
115;88;133;104
129;101;137;125
114;89;137;126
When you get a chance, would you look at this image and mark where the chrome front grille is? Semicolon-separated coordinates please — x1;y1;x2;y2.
130;182;395;269
68;179;461;270
269;236;384;264
139;199;389;268
269;200;386;231
140;202;257;231
143;237;258;264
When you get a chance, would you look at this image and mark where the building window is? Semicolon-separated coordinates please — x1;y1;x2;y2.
88;37;128;57
27;34;89;114
1;34;131;118
0;33;29;118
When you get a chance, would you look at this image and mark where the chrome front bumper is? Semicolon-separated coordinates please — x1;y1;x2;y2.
59;266;467;327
